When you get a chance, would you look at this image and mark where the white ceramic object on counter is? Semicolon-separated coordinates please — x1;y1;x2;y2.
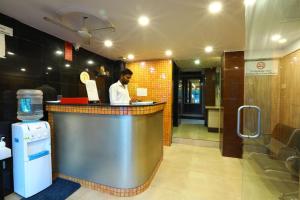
0;137;11;160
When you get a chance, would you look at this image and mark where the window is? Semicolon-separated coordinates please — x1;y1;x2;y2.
184;79;201;104
190;79;201;104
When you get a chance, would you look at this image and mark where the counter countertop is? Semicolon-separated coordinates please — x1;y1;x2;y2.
205;106;223;110
46;102;166;116
46;102;165;107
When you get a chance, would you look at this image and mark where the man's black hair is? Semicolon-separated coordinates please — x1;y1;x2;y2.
120;68;133;76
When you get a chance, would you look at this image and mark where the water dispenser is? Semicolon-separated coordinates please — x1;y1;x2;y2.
17;89;43;121
12;90;52;198
12;122;52;198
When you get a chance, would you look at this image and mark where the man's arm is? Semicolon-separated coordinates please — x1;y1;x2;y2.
109;85;118;104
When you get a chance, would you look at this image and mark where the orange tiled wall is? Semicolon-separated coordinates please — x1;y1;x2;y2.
126;60;173;146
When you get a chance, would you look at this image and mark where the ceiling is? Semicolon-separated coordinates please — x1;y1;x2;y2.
174;56;221;71
0;0;245;70
245;0;300;59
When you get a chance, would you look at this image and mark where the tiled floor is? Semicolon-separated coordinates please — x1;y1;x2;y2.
5;144;242;200
173;120;219;142
6;144;296;200
172;137;219;148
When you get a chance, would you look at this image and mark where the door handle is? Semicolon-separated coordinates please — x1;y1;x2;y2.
237;105;261;139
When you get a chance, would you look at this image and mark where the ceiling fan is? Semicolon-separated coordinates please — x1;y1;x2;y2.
43;16;115;45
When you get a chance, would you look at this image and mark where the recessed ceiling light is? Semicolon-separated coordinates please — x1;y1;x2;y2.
150;67;155;73
7;51;15;55
165;50;173;57
278;38;287;44
128;54;135;60
104;40;113;47
45;72;49;75
65;63;71;68
55;50;63;55
47;66;53;70
244;0;256;6
205;46;214;53
209;1;222;14
138;16;150;26
271;34;282;41
140;62;146;66
20;68;26;72
194;59;201;65
87;60;94;65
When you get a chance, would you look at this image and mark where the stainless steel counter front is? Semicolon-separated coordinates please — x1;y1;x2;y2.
53;111;163;189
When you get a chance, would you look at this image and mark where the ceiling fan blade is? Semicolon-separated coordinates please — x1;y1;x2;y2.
280;18;300;23
43;16;77;32
90;26;116;32
77;30;92;39
90;18;116;32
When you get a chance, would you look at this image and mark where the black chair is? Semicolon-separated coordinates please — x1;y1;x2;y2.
249;126;300;175
248;125;300;200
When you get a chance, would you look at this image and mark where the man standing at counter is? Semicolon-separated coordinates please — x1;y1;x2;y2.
109;68;134;105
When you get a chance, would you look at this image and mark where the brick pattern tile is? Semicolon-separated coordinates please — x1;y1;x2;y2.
53;157;162;197
46;104;165;115
126;60;173;146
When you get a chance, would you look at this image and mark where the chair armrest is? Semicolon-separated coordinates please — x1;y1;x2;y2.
285;155;300;177
277;147;298;160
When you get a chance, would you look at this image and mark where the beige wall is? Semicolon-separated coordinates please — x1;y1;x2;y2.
244;72;280;135
244;49;300;141
279;50;300;129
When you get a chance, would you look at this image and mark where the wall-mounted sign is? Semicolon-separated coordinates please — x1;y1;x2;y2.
0;34;5;58
245;60;279;76
137;88;147;96
64;42;73;61
0;24;13;36
0;24;12;59
80;71;90;84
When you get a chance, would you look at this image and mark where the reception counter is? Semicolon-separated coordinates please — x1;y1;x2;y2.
46;103;165;196
205;106;223;132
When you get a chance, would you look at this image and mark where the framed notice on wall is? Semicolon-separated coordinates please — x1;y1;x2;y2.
137;88;148;96
245;60;279;76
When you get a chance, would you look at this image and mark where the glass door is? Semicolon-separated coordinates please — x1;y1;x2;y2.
240;76;300;200
241;0;300;199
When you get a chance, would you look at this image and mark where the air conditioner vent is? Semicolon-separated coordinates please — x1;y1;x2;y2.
280;0;300;22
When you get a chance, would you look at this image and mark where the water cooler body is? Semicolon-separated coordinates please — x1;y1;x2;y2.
12;121;52;198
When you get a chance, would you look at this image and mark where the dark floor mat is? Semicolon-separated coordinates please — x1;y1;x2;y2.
22;178;81;200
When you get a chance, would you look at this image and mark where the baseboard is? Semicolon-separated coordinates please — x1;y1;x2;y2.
208;127;219;132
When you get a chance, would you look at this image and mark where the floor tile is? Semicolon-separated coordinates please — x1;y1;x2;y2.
173;122;219;142
6;144;291;200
